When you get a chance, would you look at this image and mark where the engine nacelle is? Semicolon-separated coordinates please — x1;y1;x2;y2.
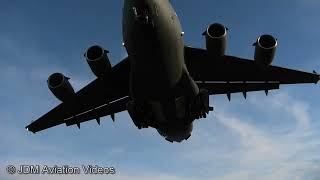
47;73;75;102
203;23;228;56
85;45;112;78
254;34;277;67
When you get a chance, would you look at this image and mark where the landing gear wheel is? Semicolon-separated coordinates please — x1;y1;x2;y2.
190;89;213;120
126;101;152;129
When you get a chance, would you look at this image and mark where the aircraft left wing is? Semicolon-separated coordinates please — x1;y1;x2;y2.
26;58;131;133
184;46;320;98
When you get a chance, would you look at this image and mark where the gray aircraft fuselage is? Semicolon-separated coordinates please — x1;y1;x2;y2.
122;0;197;142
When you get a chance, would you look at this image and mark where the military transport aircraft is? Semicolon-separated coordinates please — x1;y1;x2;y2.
26;0;320;143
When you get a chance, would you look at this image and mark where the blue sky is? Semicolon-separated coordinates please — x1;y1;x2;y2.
1;0;320;179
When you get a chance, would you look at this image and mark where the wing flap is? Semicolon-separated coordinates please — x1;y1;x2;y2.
65;96;130;127
197;82;279;95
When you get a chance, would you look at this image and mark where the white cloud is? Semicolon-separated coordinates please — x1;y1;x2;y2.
249;92;311;131
213;112;319;180
215;112;279;163
181;91;320;180
1;34;319;180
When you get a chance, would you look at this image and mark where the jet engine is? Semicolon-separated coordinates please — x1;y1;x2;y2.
254;34;277;67
47;73;75;102
203;23;228;56
85;45;112;78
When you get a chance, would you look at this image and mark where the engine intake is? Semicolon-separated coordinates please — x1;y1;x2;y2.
203;23;228;56
254;34;277;67
85;45;112;78
47;73;75;102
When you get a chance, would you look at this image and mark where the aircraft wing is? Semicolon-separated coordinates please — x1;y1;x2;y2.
184;46;319;97
26;58;131;133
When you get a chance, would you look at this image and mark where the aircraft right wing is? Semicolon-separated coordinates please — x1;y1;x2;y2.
184;46;320;98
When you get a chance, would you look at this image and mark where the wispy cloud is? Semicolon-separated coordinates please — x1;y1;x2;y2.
249;92;311;131
180;91;320;180
2;41;319;180
1;1;320;179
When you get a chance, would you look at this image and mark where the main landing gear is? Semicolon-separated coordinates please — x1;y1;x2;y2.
190;89;214;120
126;101;153;129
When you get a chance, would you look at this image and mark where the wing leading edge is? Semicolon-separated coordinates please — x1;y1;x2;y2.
26;58;131;133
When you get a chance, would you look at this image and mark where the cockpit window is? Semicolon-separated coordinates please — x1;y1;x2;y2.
132;6;150;24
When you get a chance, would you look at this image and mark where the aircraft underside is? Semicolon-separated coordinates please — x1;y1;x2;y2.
25;0;319;143
126;88;212;142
